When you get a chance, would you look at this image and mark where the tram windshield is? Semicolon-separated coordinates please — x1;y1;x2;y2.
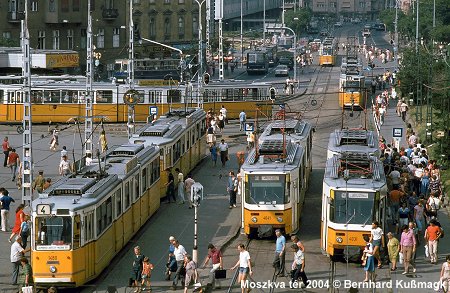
245;174;289;205
35;216;72;250
330;191;375;225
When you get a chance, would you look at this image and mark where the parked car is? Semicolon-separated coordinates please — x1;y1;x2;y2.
275;65;289;77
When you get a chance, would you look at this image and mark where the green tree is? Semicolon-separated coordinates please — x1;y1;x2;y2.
0;37;19;47
284;8;312;35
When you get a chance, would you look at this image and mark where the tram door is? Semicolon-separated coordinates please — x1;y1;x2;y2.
84;211;96;279
292;175;300;232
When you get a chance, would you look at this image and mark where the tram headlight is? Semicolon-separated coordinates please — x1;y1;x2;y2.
251;217;258;223
49;266;57;273
336;237;343;243
277;217;283;223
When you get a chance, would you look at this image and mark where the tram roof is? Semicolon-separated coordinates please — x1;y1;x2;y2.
242;140;304;172
323;153;386;189
329;128;377;148
131;107;205;146
259;119;312;145
203;80;273;89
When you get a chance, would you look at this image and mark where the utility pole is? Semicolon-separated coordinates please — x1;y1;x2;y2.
240;0;243;68
205;0;211;63
394;0;398;60
127;0;135;139
195;0;206;104
21;0;33;205
85;0;94;155
191;182;204;263
415;0;419;53
216;0;224;81
263;0;266;41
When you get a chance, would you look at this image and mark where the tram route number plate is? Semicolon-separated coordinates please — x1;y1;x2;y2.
36;204;52;215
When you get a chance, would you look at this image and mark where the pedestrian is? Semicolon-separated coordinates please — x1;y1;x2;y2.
440;255;450;293
7;148;20;181
387;232;400;271
18;257;33;292
379;105;386;126
16;162;23;190
425;219;443;264
290;243;308;288
9;204;25;243
1;188;15;232
218;139;229;167
59;155;71;175
207;125;216;147
165;169;176;203
291;235;305;252
400;99;408;122
32;170;45;193
362;235;375;282
426;192;441;220
230;244;252;293
236;151;245;171
49;128;59;151
183;254;199;293
141;256;154;290
60;146;68;158
414;200;426;235
99;130;108;153
11;236;28;285
396;99;402;117
171;239;187;290
175;168;185;204
239;110;246;131
210;143;218;167
130;246;145;292
85;153;93;166
41;178;51;192
220;105;228;124
246;132;255;150
19;215;31;249
165;236;177;281
2;136;10;167
273;229;286;276
398;202;410;228
400;224;416;274
369;221;384;269
227;171;237;209
202;243;223;289
218;113;225;133
184;174;195;209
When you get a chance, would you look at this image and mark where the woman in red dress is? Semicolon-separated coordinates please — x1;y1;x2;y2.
9;204;25;242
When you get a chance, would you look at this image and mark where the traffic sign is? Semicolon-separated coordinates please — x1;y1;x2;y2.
244;123;254;132
149;106;158;115
392;127;403;138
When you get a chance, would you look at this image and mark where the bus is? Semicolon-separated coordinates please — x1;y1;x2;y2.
263;45;278;67
246;51;269;75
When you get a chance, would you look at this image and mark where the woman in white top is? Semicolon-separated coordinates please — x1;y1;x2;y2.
369;221;384;269
362;235;375;282
441;255;450;293
231;244;252;293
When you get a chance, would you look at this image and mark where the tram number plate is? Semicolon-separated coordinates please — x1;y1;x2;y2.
36;204;51;215
348;237;357;242
48;255;58;261
263;216;272;220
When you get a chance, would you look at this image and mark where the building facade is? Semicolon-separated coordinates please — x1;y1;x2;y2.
310;0;383;20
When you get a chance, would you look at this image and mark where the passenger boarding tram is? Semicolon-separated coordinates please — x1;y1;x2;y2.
240;139;307;237
321;152;387;260
259;119;313;186
327;128;379;159
31;144;161;288
129;108;206;197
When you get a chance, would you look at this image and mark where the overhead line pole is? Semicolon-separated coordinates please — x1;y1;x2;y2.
85;0;93;155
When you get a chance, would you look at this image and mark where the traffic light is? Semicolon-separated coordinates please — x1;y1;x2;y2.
203;73;210;85
269;87;276;100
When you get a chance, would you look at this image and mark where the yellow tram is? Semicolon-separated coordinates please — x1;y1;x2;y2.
318;37;337;66
0;76;273;123
321;152;387;260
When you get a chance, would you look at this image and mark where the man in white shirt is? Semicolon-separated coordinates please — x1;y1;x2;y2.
220;105;227;124
389;168;401;189
408;132;418;146
11;236;28;285
239;111;246;131
172;240;187;289
59;155;71;175
218;139;229;167
184;174;195;209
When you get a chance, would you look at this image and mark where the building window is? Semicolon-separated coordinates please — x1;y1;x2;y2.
67;29;74;49
149;18;156;38
164;17;171;38
37;31;45;49
81;29;86;49
31;0;38;11
97;28;105;48
359;1;365;8
49;0;56;12
178;16;184;38
62;0;69;12
317;2;325;8
192;16;198;37
106;0;114;8
73;0;80;11
113;28;120;48
2;32;11;39
52;30;60;50
330;2;336;8
8;0;18;12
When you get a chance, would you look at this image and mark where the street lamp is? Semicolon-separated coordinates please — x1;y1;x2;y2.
282;26;297;89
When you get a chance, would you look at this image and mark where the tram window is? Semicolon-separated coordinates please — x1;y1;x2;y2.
96;197;112;237
124;181;131;209
149;91;156;104
168;89;181;103
96;90;113;103
174;140;181;162
331;191;375;224
0;90;3;103
245;175;288;205
115;189;122;218
156;91;162;104
85;212;94;242
35;216;72;249
142;168;147;191
181;135;186;154
134;175;140;200
73;215;81;249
